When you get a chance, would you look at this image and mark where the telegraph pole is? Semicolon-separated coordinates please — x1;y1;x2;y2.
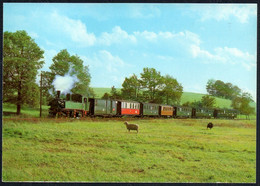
40;71;43;117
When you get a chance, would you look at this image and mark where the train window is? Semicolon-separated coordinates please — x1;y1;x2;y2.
84;98;87;102
71;94;82;102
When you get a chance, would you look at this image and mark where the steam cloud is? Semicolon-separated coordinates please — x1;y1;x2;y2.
52;73;79;95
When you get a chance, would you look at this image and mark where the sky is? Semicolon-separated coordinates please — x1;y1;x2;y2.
3;3;257;101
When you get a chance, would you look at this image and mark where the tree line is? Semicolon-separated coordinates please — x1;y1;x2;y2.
3;30;255;117
206;79;255;117
102;68;183;105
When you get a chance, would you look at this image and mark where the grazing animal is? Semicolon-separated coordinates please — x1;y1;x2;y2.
124;121;139;133
207;122;213;129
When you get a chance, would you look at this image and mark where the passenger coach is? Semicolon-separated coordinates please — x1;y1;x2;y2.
140;102;160;117
117;100;140;116
159;105;174;117
88;98;117;117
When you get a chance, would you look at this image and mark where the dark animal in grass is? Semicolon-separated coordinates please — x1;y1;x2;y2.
124;121;139;133
207;122;213;129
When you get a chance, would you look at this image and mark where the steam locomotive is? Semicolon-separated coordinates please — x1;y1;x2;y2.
48;91;239;119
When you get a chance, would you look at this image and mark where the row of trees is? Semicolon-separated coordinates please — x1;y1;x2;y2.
206;79;242;100
206;79;255;116
102;68;183;105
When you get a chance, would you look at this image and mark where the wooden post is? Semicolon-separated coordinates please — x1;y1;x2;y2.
40;71;42;117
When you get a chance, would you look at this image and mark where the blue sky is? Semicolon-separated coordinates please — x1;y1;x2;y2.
3;3;257;101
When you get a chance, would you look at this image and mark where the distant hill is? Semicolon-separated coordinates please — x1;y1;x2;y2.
92;87;256;110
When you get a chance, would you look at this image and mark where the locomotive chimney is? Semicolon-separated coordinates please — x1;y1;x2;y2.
57;90;61;98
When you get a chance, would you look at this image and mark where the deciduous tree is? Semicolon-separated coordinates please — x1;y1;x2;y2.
49;49;93;97
3;30;44;114
201;95;216;108
121;74;141;101
140;67;163;103
161;75;183;105
231;92;255;119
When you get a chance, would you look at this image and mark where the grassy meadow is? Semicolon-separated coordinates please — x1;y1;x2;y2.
2;118;256;182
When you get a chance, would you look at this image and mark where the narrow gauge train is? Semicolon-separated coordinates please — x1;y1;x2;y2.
48;91;239;119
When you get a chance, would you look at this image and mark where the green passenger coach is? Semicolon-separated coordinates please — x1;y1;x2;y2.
140;102;160;116
88;98;117;116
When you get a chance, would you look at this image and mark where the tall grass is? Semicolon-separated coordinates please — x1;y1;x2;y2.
2;118;256;182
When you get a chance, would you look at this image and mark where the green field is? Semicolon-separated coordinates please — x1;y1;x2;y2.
2;118;256;182
3;103;49;118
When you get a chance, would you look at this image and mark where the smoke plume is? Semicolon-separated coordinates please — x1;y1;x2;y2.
52;73;79;95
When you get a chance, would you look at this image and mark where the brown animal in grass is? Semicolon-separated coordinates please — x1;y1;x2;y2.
207;122;213;129
124;121;139;133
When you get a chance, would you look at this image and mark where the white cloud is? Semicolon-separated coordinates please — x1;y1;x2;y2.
50;11;96;46
133;30;201;46
98;50;126;73
190;45;217;60
28;31;39;39
99;26;136;46
157;55;174;61
214;47;256;70
192;4;257;23
81;50;127;73
190;44;256;70
80;50;132;88
41;48;57;71
134;30;157;42
128;4;161;19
